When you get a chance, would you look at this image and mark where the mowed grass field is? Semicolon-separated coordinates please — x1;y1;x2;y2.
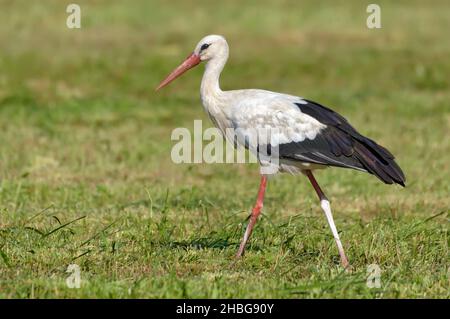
0;0;448;298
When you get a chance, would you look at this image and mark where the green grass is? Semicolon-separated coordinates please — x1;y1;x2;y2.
0;0;449;298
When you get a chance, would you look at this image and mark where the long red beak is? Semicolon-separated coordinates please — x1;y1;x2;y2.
155;53;201;91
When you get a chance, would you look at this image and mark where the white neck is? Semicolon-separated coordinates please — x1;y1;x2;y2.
200;54;228;100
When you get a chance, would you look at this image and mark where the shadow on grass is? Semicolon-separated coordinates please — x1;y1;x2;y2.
162;236;237;250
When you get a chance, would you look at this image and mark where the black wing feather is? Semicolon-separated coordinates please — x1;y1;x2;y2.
278;100;406;186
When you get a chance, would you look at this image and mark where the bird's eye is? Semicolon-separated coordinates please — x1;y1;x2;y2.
200;43;210;51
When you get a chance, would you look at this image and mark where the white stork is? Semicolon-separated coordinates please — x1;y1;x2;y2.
156;35;405;268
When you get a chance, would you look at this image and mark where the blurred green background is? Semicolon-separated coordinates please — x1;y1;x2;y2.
0;0;448;298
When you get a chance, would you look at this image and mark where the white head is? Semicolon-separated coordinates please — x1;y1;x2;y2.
193;34;229;62
156;34;229;90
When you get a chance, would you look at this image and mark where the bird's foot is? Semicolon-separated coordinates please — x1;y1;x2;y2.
341;256;351;271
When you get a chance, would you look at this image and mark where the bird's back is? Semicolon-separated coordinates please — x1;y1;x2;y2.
212;89;406;186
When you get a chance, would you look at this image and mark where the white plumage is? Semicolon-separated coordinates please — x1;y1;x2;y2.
156;34;406;268
196;36;327;174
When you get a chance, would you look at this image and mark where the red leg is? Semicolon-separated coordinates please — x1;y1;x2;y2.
305;170;349;268
236;175;268;258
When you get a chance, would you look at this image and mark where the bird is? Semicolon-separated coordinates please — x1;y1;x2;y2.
156;35;405;268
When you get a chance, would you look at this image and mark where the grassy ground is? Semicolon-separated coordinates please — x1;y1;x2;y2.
0;0;448;298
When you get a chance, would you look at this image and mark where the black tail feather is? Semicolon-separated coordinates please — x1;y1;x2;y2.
354;140;406;186
293;100;406;186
